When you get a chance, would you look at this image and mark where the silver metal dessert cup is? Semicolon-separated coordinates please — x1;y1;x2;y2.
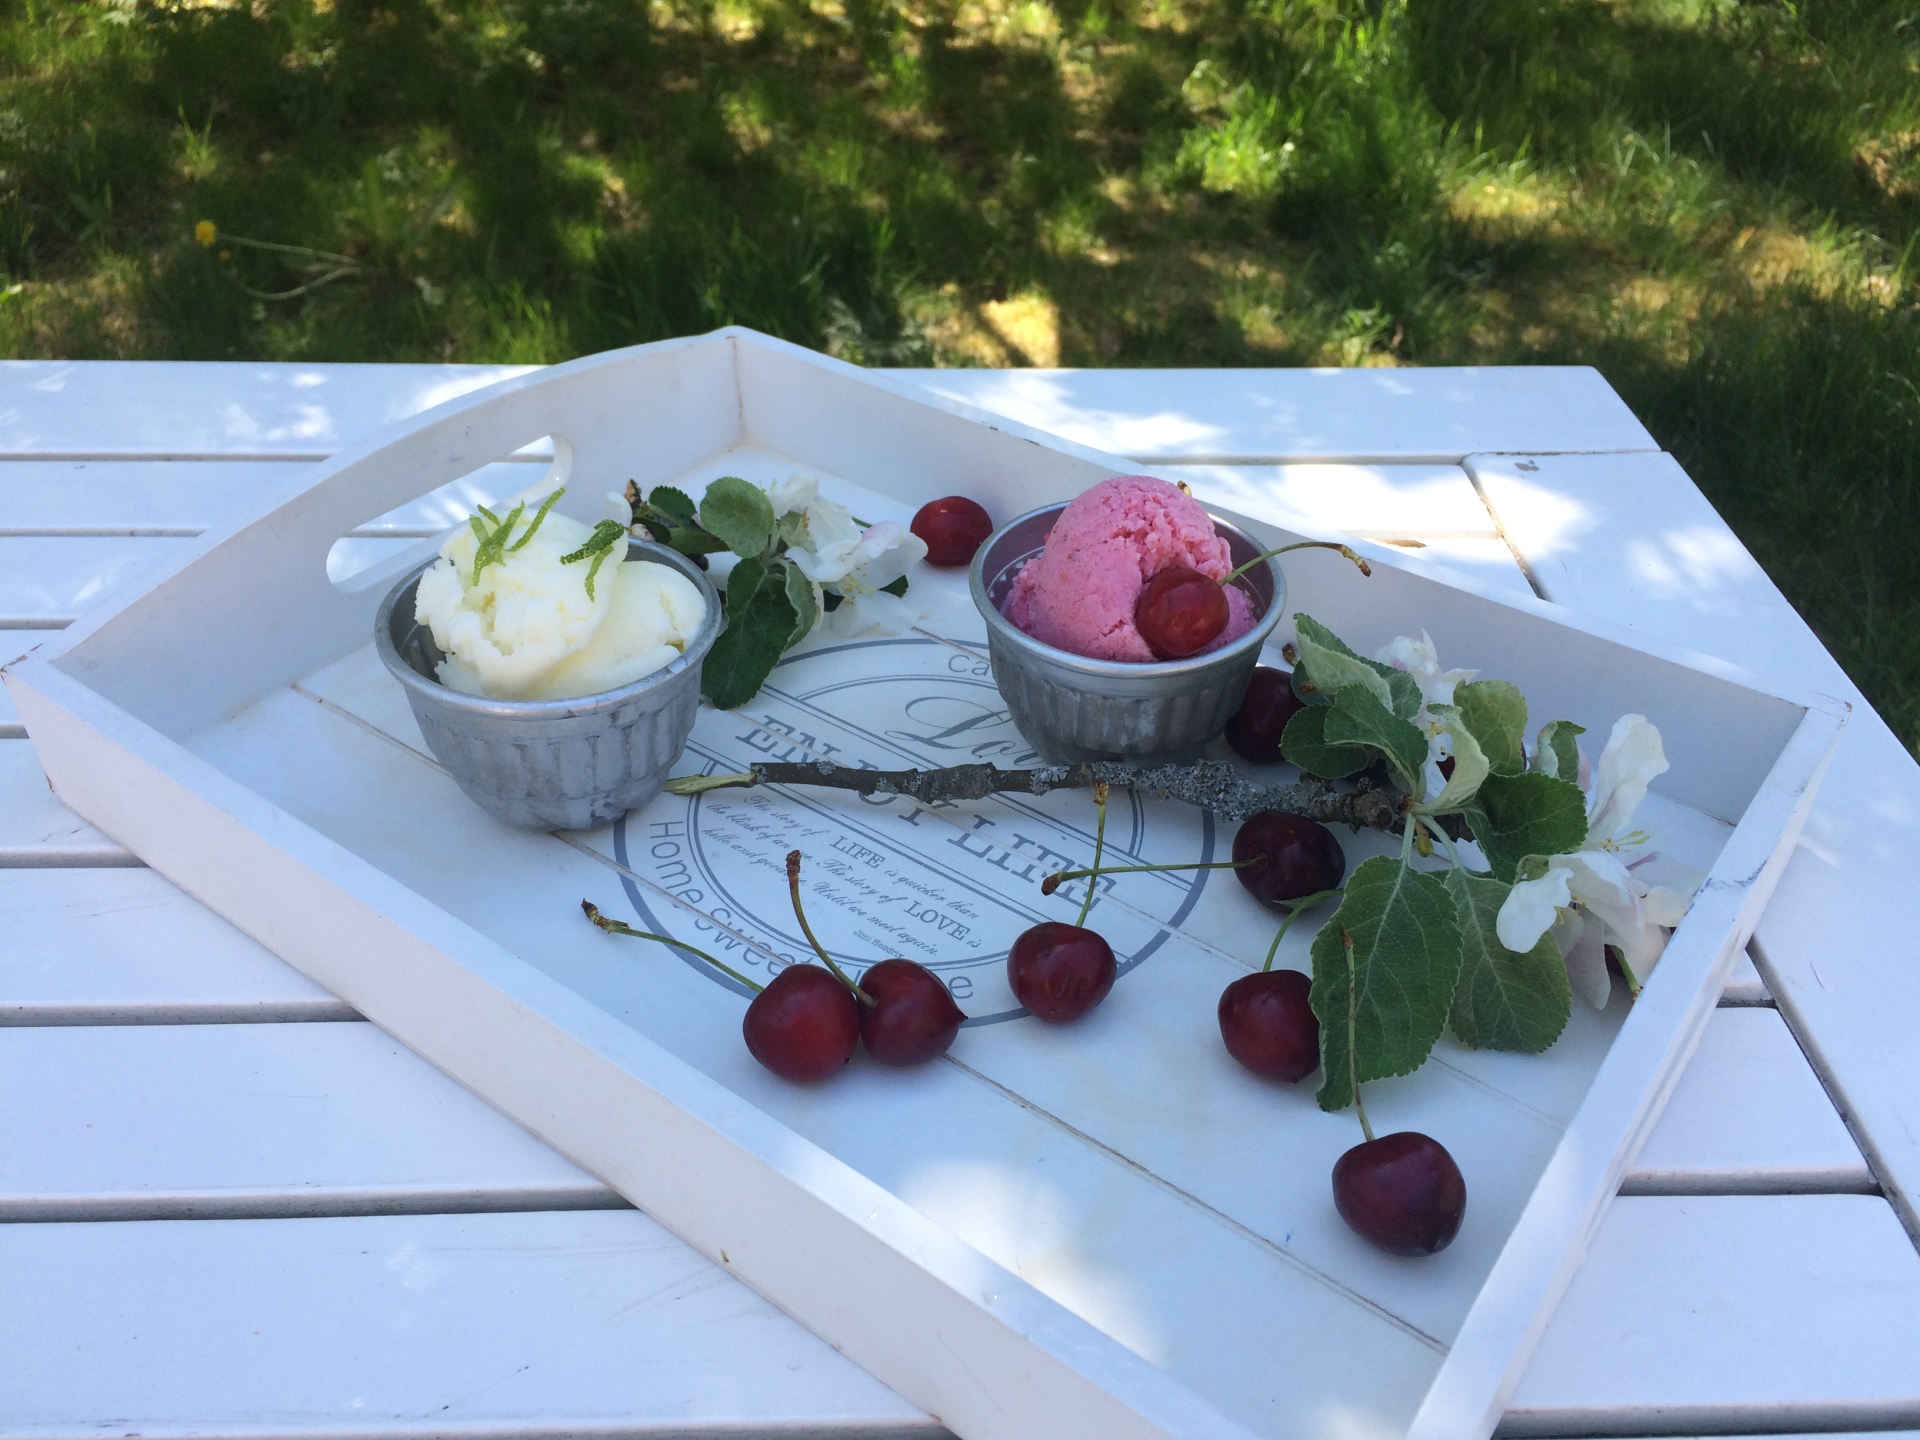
970;503;1286;764
375;540;722;831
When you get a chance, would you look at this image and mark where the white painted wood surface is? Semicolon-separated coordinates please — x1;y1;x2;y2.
0;1022;623;1219
1503;1195;1920;1436
1621;1007;1871;1195
0;740;132;864
1470;450;1920;1238
0;359;1907;1440
883;367;1659;462
0;1210;943;1439
0;868;353;1024
0;356;1653;463
0;360;533;458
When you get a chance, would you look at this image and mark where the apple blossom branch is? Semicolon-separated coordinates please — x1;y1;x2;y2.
665;758;1408;832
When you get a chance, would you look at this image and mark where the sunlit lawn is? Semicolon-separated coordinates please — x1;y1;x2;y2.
3;0;1917;745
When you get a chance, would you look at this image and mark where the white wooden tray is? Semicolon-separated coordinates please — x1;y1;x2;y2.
3;329;1847;1440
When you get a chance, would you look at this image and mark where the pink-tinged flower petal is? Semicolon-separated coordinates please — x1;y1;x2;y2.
1555;910;1612;1010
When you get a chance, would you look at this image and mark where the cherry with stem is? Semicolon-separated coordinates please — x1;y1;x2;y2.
1009;781;1119;1023
1134;540;1374;660
583;897;860;1084
1329;930;1468;1256
1216;888;1340;1082
786;852;965;1066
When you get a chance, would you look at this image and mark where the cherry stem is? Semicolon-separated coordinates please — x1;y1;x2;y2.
1259;888;1344;971
582;900;764;993
1344;928;1375;1143
1075;780;1110;929
784;851;875;1005
1042;855;1260;896
1221;540;1372;588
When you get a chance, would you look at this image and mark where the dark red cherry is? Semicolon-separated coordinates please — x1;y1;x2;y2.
1232;811;1347;912
1008;921;1117;1023
1134;565;1229;659
1217;969;1319;1081
858;958;966;1066
1225;666;1306;764
911;496;995;568
1332;1132;1467;1256
742;965;860;1082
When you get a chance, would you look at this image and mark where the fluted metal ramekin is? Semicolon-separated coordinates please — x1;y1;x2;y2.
375;540;721;831
970;503;1285;764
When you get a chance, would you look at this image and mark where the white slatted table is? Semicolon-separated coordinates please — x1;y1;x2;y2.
3;359;1918;1440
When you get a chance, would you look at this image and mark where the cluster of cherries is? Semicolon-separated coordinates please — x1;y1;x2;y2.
595;498;1464;1257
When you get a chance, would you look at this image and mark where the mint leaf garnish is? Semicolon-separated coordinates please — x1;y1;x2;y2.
703;556;800;709
699;475;777;558
559;519;628;600
1465;771;1588;881
1311;856;1462;1113
1444;868;1570;1052
1456;679;1528;776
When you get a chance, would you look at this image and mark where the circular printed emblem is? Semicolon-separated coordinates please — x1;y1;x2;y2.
613;637;1215;1025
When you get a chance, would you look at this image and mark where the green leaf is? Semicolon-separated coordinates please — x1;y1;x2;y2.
1292;614;1421;718
1465;771;1589;882
1422;703;1492;811
699;476;777;558
1445;868;1571;1053
1456;680;1528;776
1311;857;1463;1112
1280;703;1372;779
1530;720;1586;781
668;525;730;557
780;558;818;648
1324;685;1429;792
880;574;910;597
702;556;799;709
645;486;699;527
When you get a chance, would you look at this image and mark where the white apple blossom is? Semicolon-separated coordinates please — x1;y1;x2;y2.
1376;630;1477;709
1376;631;1479;803
762;476;930;637
1495;714;1698;1006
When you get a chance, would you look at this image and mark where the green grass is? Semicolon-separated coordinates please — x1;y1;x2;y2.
3;0;1918;745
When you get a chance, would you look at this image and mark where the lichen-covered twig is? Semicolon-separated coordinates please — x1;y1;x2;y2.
666;758;1408;831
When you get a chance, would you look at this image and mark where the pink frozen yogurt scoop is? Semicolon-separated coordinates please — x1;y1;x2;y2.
1001;475;1258;662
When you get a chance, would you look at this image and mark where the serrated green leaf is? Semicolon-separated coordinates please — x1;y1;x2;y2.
699;476;777;558
1324;685;1429;792
1311;857;1463;1112
646;486;699;526
702;556;799;709
1530;720;1586;781
1293;614;1422;718
781;559;818;648
1422;702;1492;810
1456;680;1528;776
1280;702;1372;778
1445;868;1571;1053
1465;771;1589;881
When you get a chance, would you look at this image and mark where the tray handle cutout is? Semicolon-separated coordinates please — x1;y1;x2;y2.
324;436;574;593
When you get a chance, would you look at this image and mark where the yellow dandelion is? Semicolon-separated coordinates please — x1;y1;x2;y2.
194;220;217;247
